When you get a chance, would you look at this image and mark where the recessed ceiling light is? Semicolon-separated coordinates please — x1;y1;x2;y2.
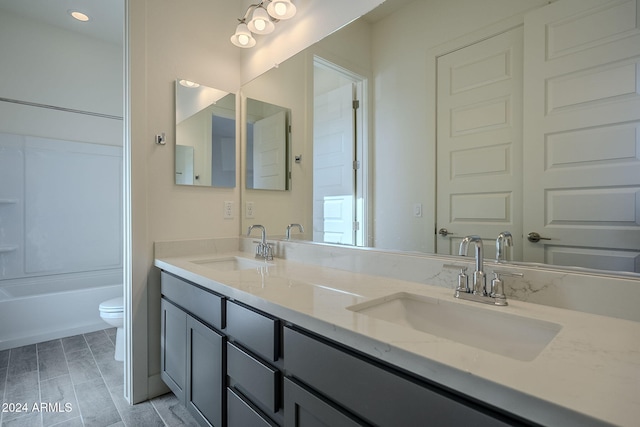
69;10;90;22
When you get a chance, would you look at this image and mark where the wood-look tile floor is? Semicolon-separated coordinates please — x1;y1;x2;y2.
0;329;198;427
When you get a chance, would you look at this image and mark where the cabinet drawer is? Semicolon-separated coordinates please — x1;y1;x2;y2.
161;271;224;330
228;342;280;413
284;327;510;427
227;301;280;361
228;387;278;427
284;378;364;427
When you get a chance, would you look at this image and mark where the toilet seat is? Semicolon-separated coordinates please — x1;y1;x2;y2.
99;296;123;314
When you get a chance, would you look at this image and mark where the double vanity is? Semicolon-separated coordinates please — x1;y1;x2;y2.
155;237;640;427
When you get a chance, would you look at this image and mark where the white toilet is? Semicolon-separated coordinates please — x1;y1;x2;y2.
99;296;124;361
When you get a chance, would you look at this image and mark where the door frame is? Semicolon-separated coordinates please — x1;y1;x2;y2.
313;55;370;247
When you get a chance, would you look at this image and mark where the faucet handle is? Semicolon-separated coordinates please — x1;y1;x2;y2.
254;243;264;259
443;264;470;294
492;270;524;278
490;271;523;306
263;243;274;261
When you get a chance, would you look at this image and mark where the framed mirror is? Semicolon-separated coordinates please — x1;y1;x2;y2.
175;79;236;187
238;0;640;275
245;98;290;191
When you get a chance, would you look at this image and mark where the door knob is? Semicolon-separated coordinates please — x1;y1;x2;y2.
527;232;551;243
438;228;454;237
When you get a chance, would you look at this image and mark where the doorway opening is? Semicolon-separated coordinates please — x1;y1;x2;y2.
313;56;368;246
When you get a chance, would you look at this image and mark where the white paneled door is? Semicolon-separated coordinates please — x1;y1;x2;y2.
436;27;524;260
253;110;287;191
522;0;640;272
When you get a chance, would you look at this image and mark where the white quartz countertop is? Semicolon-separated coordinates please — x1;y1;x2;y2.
155;252;640;427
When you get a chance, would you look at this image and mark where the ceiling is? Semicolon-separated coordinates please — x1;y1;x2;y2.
0;0;124;45
0;0;417;47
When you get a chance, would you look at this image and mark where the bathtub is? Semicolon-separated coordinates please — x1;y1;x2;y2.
0;269;122;351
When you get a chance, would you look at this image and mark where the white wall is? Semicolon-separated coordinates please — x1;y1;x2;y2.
128;0;384;403
239;0;385;84
127;0;242;403
0;10;122;117
0;9;123;145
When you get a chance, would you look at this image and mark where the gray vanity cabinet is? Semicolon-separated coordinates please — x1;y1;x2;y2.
226;301;283;426
283;327;518;427
160;272;226;427
160;269;538;427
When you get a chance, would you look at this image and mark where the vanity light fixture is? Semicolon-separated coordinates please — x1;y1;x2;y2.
231;0;297;48
69;10;90;22
247;5;275;35
267;0;296;20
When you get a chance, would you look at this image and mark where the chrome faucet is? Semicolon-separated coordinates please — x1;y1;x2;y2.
285;223;304;240
458;235;485;295
495;231;513;263
454;234;523;306
247;224;273;261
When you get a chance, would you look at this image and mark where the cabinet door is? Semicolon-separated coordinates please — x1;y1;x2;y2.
187;315;225;427
284;378;364;427
161;298;186;402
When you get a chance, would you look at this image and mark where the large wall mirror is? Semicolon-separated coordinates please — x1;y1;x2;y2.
175;79;236;187
239;0;640;276
245;98;290;191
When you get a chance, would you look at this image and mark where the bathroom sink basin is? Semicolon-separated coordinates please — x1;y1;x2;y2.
347;292;561;361
191;256;273;271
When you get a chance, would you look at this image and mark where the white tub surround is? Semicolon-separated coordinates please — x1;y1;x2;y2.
0;270;122;351
155;238;640;427
0;132;123;351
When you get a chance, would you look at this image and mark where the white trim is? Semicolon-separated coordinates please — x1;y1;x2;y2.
123;0;132;405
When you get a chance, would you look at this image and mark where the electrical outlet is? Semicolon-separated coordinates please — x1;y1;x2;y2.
224;201;233;219
246;201;255;219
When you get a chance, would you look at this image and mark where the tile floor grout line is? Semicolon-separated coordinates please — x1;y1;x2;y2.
87;331;126;427
36;344;43;427
61;337;85;427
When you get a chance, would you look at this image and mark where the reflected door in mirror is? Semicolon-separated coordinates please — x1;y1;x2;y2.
245;98;290;191
175;79;236;187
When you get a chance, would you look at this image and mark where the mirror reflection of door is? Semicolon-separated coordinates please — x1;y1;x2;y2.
245;98;290;191
252;110;287;190
175;144;195;185
313;57;367;246
522;0;640;272
436;27;524;261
